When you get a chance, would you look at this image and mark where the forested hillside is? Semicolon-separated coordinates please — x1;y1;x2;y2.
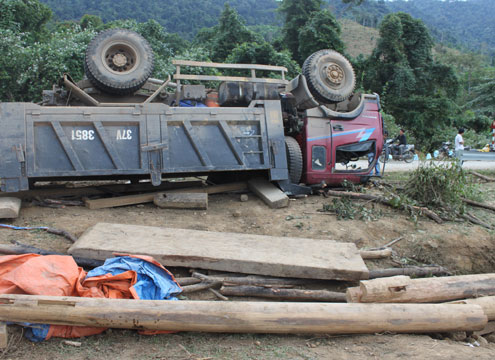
39;0;280;39
39;0;495;55
328;0;495;56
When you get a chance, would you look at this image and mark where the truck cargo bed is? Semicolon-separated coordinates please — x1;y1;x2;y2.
0;101;288;192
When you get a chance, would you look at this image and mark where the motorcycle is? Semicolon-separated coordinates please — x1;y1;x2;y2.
379;139;415;163
435;141;454;160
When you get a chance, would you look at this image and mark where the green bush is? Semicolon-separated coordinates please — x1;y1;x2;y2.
404;161;480;216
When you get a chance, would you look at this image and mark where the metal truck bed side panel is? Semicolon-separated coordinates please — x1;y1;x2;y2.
0;101;288;192
0;103;28;192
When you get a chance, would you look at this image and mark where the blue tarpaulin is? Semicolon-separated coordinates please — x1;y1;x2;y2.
86;256;182;300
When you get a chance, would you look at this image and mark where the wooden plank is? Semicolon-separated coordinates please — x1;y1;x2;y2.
84;182;246;209
0;197;21;219
69;223;369;281
174;74;288;85
172;59;287;72
0;323;6;349
248;178;288;209
0;180;204;200
153;192;208;210
0;294;487;334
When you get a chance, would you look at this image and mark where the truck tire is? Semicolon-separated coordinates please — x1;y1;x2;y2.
84;29;154;95
302;49;355;103
285;136;303;184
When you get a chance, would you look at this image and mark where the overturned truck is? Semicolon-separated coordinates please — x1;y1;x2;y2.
0;29;384;194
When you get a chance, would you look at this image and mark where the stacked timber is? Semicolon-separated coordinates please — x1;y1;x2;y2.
345;274;495;341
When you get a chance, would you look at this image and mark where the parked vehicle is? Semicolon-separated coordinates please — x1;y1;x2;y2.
436;141;454;160
379;139;415;163
0;29;384;194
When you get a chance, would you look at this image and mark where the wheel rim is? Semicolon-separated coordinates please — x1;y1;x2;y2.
101;41;140;75
320;61;345;90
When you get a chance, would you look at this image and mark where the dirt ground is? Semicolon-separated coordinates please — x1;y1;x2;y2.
1;171;495;359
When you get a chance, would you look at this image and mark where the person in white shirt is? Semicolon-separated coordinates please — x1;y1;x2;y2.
455;128;464;162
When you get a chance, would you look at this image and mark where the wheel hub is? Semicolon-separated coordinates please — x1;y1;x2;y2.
112;53;127;68
325;63;344;85
102;42;139;74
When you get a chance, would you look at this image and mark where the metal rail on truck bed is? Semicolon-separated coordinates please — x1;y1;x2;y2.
0;101;289;193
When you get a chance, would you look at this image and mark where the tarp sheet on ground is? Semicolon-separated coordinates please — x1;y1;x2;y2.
0;254;182;341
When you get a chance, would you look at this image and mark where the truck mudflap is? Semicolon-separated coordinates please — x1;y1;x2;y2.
0;101;289;193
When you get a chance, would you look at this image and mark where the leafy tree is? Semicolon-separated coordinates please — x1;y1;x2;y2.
80;14;104;30
297;10;345;62
363;12;460;150
226;42;300;78
278;0;322;63
465;78;495;116
0;0;51;38
210;4;258;62
0;29;31;101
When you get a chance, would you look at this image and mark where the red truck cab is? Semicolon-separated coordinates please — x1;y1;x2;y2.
301;94;383;185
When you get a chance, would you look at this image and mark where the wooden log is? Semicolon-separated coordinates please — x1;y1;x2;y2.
0;294;487;334
85;182;246;209
181;281;223;294
209;288;229;301
220;285;346;302
462;198;495;212
0;197;21;219
474;321;495;336
351;274;495;303
191;272;315;287
175;277;201;286
449;296;495;321
0;322;6;349
0;243;104;268
369;266;449;279
469;171;495;182
325;190;443;224
69;223;369;281
360;248;392;260
153;192;208;210
346;286;362;303
247;178;288;209
461;213;494;229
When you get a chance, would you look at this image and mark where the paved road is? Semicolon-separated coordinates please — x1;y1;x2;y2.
354;159;495;173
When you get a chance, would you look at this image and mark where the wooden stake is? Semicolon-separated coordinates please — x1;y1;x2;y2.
0;294;487;334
